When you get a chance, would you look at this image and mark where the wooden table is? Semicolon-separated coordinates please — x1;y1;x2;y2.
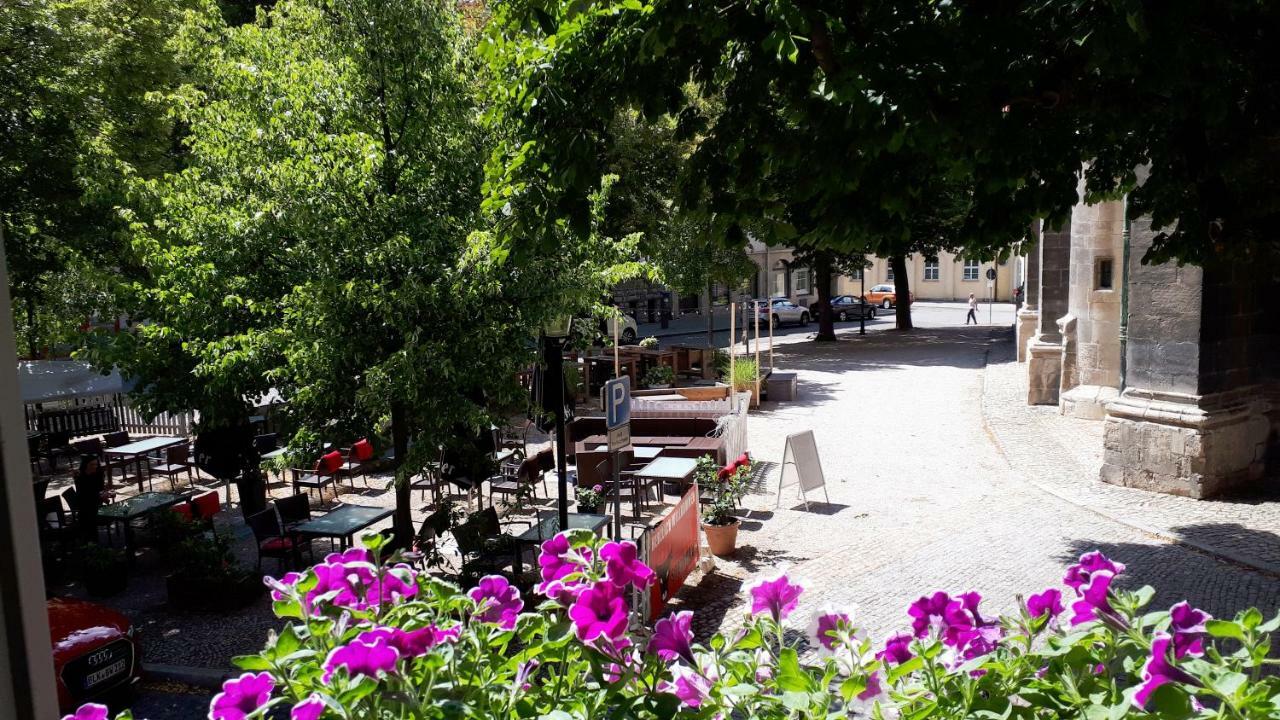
99;491;192;560
512;511;610;574
105;436;186;491
293;504;394;551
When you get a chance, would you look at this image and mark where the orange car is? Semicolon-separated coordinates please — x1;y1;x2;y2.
863;284;913;309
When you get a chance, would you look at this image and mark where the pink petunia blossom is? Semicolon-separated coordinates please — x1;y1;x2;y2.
1069;570;1118;626
1168;601;1211;658
62;704;109;720
290;694;324;720
599;541;655;589
356;624;458;658
662;664;712;708
747;571;804;622
879;633;914;665
807;606;858;652
468;575;524;630
1027;588;1064;620
1134;632;1201;708
648;610;695;663
1064;550;1125;592
322;637;400;683
209;672;274;720
568;580;629;642
908;591;952;638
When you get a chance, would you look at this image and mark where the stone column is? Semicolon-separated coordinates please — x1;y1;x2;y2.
1058;187;1125;419
1015;221;1041;362
1101;215;1275;498
1026;218;1071;405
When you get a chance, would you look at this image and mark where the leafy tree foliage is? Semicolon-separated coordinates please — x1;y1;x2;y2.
481;0;1279;275
1;0;193;356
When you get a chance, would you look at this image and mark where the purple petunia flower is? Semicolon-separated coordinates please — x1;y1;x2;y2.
1027;588;1064;620
62;704;109;720
322;637;400;683
662;664;712;708
515;658;541;691
858;671;884;702
356;624;458;658
1168;601;1211;658
648;610;695;663
807;606;858;652
1064;550;1125;592
1069;570;1118;626
600;541;655;589
290;694;324;720
537;534;580;584
265;571;302;602
908;591;952;638
1134;632;1201;708
592;484;604;493
536;578;586;607
468;575;524;629
209;672;275;720
879;633;914;665
568;580;629;642
747;571;804;622
305;559;417;615
325;547;371;564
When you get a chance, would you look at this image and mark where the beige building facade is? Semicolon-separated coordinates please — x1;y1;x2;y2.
745;242;1016;305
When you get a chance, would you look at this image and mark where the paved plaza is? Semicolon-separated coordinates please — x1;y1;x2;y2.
679;317;1280;641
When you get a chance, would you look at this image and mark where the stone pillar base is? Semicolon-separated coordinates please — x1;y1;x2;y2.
1101;387;1271;498
1015;309;1039;363
1060;385;1119;420
1026;338;1064;406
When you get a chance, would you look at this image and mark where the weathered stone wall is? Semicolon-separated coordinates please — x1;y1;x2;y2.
1061;192;1124;393
1027;220;1071;404
1122;219;1202;396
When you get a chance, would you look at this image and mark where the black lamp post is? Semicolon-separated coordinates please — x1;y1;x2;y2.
543;315;573;529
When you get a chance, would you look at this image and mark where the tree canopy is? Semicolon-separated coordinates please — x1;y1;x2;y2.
481;0;1280;267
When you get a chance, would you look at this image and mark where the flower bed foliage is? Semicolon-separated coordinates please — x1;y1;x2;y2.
67;541;1279;720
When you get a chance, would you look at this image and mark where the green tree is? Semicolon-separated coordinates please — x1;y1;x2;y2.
1;0;193;357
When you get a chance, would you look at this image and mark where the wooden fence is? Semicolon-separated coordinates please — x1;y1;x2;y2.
25;394;193;438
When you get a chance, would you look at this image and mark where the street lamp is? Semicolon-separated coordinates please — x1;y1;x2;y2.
542;315;573;529
859;266;867;336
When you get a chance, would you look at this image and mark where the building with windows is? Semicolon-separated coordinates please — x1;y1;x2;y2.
745;240;1016;304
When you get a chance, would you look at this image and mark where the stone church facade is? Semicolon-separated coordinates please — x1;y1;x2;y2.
1017;174;1279;499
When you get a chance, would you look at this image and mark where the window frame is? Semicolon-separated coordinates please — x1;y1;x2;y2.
962;259;980;282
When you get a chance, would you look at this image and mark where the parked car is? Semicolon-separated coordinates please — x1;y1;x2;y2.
592;314;637;345
808;295;876;321
49;597;142;711
863;284;913;309
753;297;809;328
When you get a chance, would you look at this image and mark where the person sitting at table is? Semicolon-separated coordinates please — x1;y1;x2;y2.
73;455;114;543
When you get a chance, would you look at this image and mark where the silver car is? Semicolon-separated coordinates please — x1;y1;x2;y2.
753;297;809;328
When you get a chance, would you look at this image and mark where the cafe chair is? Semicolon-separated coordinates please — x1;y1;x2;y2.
410;449;450;505
451;508;517;580
150;445;194;490
595;457;645;518
190;490;221;530
339;438;378;486
246;509;305;572
489;456;542;508
406;506;453;570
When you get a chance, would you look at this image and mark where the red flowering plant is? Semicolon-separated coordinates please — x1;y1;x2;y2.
63;545;1280;720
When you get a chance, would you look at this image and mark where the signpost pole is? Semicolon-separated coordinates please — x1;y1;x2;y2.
754;300;761;400
605;377;631;541
614;310;620;377
729;302;735;389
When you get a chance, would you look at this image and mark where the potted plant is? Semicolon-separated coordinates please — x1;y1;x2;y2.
576;484;606;514
80;544;128;597
729;357;760;406
643;365;675;389
166;532;262;611
698;456;750;556
638;336;659;349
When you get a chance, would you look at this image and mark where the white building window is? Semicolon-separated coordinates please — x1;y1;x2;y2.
771;261;787;296
962;259;980;281
924;258;940;281
849;267;863;280
792;266;812;295
886;266;895;281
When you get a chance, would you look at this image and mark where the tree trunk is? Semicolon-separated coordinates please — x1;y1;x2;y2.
813;252;836;341
890;255;914;331
390;400;411;549
703;281;714;347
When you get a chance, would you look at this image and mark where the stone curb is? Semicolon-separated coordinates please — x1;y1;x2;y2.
978;337;1280;580
143;663;231;690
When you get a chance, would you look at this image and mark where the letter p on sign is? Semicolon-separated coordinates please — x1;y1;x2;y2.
605;376;630;430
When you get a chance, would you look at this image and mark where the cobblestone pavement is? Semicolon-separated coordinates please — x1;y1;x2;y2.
677;324;1280;644
982;331;1280;576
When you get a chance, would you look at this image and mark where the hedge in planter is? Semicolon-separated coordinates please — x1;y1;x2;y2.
68;542;1280;720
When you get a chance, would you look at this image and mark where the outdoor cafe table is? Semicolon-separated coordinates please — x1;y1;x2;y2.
105;436;186;490
589;444;663;461
99;491;192;560
292;504;394;551
633;456;699;495
512;511;610;574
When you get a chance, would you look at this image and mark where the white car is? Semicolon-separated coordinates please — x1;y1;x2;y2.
753;297;809;328
603;314;638;344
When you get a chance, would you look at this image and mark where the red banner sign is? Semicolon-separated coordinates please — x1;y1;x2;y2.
644;485;700;621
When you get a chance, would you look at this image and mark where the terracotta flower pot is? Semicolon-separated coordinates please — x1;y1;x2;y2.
702;518;740;557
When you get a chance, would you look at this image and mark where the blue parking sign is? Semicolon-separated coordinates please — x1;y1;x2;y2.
605;376;630;430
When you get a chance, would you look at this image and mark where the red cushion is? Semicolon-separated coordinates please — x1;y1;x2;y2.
171;504;194;521
261;537;295;552
320;451;343;474
352;439;374;462
193;491;220;518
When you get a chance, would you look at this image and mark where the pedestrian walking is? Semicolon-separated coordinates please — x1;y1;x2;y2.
965;293;978;325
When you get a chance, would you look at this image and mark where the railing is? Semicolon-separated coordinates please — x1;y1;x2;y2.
26;393;194;439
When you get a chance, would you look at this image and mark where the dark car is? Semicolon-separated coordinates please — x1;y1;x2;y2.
809;295;876;321
49;597;142;711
